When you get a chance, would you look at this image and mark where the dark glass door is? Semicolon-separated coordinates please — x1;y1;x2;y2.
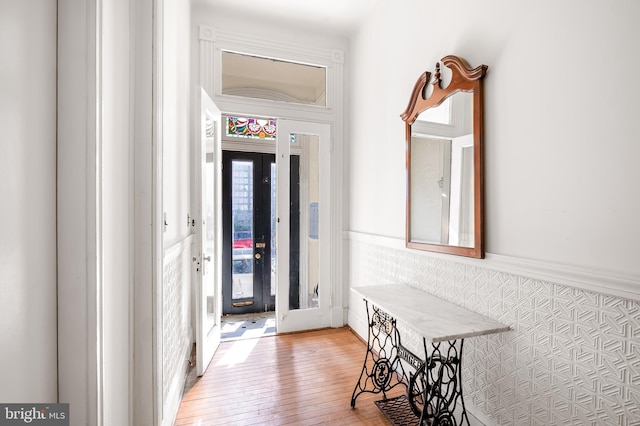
222;151;276;314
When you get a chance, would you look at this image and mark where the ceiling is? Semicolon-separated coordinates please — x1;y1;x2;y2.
199;0;380;36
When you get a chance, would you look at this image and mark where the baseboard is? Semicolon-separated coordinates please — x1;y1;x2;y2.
330;306;345;327
466;406;496;426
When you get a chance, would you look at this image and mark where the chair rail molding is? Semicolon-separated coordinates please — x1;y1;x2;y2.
345;231;640;302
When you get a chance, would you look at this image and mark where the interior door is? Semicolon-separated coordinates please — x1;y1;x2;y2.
222;151;277;315
276;120;331;333
195;88;222;376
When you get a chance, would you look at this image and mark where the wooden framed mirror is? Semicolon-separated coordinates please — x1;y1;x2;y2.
401;55;488;258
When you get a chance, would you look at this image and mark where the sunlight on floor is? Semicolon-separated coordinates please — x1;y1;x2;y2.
215;338;260;368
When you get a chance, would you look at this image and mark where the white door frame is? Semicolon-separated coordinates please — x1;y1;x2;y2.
57;0;108;424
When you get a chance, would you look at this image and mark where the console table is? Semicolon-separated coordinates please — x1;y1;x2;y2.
350;285;510;426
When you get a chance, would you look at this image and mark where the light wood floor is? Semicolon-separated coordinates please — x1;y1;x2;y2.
174;327;404;425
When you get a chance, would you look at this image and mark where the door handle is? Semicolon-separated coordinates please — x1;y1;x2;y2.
203;255;211;262
255;253;262;259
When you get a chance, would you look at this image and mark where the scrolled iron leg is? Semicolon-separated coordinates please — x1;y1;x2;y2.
407;339;469;425
351;301;407;408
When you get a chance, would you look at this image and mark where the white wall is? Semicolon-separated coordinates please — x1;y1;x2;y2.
163;0;192;249
349;0;640;277
0;0;58;402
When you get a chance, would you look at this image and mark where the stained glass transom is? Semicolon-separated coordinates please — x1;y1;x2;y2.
226;116;277;140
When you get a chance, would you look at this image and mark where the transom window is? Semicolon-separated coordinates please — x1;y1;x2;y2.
221;51;327;106
226;116;277;140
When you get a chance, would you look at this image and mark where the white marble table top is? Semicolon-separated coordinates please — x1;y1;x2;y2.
353;284;510;342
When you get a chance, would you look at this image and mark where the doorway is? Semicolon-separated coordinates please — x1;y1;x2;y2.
219;120;330;337
222;151;276;315
221;150;303;318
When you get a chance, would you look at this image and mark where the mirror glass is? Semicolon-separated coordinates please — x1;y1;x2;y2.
410;91;474;247
402;56;487;258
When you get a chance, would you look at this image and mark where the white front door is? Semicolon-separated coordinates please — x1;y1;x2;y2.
275;120;332;333
195;88;222;375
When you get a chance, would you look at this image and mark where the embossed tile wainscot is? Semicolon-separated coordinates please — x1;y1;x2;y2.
348;238;640;425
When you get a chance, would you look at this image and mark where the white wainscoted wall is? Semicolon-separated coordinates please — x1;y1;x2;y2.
161;236;193;426
347;233;640;425
347;1;640;424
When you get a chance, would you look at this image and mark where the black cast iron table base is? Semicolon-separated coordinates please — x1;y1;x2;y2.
351;301;470;426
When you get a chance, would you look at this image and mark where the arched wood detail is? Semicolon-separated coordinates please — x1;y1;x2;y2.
401;55;488;126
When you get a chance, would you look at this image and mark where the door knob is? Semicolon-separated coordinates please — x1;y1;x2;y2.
255;253;262;259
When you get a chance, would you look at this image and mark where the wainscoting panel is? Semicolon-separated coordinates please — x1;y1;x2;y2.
162;236;193;426
347;235;640;425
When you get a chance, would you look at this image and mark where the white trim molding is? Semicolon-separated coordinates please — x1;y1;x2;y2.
199;26;340;121
199;25;215;102
131;0;156;424
153;0;165;421
345;231;640;302
485;253;640;302
199;25;215;42
57;0;103;424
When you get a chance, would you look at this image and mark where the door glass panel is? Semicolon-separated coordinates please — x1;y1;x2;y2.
270;163;277;297
205;158;216;333
223;152;276;315
231;160;254;300
291;133;320;310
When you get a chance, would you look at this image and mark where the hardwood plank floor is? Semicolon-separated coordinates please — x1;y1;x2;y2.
174;327;404;425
